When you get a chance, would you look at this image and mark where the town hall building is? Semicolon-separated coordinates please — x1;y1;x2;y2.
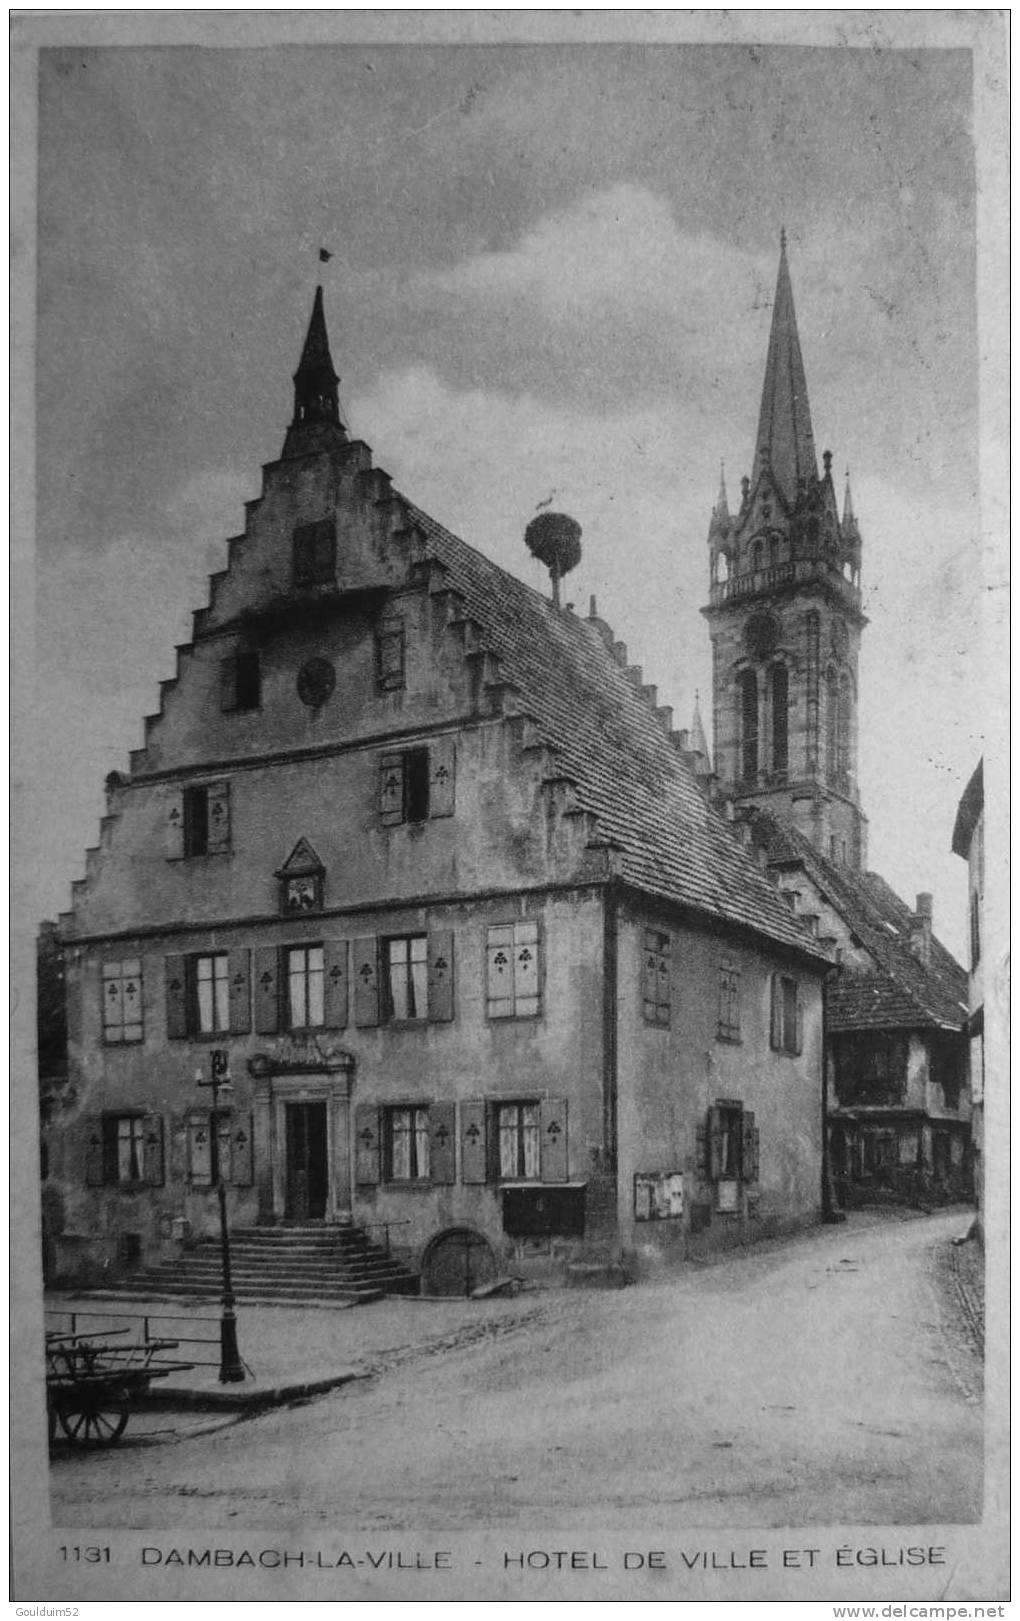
44;282;833;1296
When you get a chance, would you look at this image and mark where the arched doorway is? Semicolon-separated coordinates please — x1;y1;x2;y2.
421;1227;498;1297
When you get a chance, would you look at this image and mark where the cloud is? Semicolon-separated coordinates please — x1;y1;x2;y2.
419;184;771;386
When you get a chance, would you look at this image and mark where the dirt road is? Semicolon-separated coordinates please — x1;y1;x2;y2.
50;1210;982;1531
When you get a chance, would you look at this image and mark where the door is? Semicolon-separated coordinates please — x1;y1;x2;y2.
422;1228;497;1297
285;1101;328;1221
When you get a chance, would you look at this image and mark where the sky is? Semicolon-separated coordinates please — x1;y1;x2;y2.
31;29;985;958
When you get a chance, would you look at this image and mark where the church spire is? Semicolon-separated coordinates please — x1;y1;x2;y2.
842;469;858;530
282;286;347;460
714;461;730;518
751;231;817;507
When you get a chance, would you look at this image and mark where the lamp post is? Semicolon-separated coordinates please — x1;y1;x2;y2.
197;1054;246;1383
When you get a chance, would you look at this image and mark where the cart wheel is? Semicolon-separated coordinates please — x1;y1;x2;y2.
58;1404;129;1448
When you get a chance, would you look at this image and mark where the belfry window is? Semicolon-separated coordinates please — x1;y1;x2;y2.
738;670;758;784
770;664;789;776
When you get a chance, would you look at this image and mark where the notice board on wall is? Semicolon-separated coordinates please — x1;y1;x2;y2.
634;1171;684;1221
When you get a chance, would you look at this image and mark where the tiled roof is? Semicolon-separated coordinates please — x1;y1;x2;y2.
406;505;828;963
749;811;967;1032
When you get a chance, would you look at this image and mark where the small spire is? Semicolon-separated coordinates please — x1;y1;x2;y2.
751;233;818;507
689;690;711;772
282;286;347;460
842;469;854;522
715;461;729;516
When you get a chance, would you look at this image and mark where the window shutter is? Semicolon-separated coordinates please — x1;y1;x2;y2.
84;1116;105;1186
486;925;514;1018
642;932;658;1020
658;936;672;1022
540;1097;568;1183
165;789;185;860
770;974;782;1051
230;1113;255;1187
695;1120;709;1178
220;656;238;713
102;964;125;1041
741;1111;759;1182
708;1105;724;1181
227;948;251;1035
142;1115;164;1186
795;990;804;1056
323;939;349;1029
379;754;405;825
514;920;540;1016
187;1114;213;1187
376;618;405;691
355;1104;380;1184
429;1101;456;1184
165;955;188;1040
206;782;231;853
429;736;456;818
254;947;280;1034
427;929;455;1022
460;1099;487;1183
352;937;380;1026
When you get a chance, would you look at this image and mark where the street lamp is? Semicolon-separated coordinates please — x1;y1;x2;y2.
197;1055;246;1383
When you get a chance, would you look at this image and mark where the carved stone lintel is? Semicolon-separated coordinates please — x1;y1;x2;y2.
248;1035;355;1078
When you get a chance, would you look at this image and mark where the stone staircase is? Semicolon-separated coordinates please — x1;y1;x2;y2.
108;1224;420;1308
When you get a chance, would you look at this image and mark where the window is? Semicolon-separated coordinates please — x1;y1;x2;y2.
642;929;671;1026
832;1032;907;1106
84;1112;164;1188
102;959;143;1044
220;650;261;713
704;1101;759;1198
770;664;788;776
193;953;230;1035
770;973;802;1055
738;670;758;784
717;966;741;1042
486;921;540;1018
385;1106;430;1181
105;1115;144;1184
293;518;336;587
287;945;324;1029
375;617;406;692
378;740;456;825
184;784;230;856
385;935;428;1021
970;889;981;969
497;1101;541;1179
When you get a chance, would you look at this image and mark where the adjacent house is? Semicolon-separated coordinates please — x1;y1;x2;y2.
952;760;984;1229
46;287;831;1294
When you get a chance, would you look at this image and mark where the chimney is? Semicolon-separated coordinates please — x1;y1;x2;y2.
909;892;933;966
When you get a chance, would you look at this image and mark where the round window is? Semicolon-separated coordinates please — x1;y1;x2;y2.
296;657;336;708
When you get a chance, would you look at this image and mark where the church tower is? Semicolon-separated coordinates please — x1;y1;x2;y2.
702;232;868;869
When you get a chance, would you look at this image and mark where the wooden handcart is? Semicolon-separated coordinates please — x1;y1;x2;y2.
46;1329;194;1448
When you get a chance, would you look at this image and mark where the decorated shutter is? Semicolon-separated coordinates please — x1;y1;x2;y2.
355;1104;380;1184
165;955;188;1040
102;964;125;1041
514;920;540;1016
486;925;514;1017
254;947;280;1034
770;974;782;1051
187;1114;213;1187
229;1113;255;1186
379;754;405;826
540;1097;568;1183
142;1115;164;1186
795;989;804;1056
429;736;456;818
642;932;658;1020
84;1116;105;1186
220;656;238;713
460;1099;487;1183
323;939;349;1029
657;935;672;1022
429;1101;456;1184
227;948;251;1034
427;930;455;1022
708;1105;725;1181
206;781;231;853
165;789;185;860
353;937;380;1027
376;617;405;690
741;1111;759;1182
695;1119;709;1178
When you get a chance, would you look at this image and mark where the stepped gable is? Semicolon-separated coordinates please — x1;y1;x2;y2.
750;810;967;1031
407;504;825;961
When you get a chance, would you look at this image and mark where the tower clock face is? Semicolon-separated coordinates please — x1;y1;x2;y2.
296;657;336;708
744;612;779;662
